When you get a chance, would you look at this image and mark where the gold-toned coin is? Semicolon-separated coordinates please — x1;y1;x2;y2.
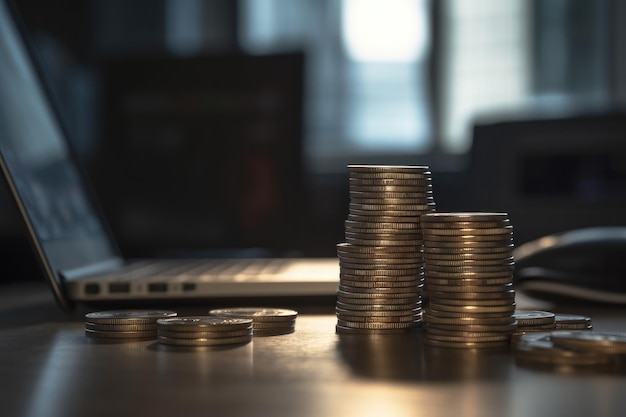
349;197;434;205
425;283;513;293
337;293;421;304
349;171;432;180
157;316;253;331
338;284;421;295
344;231;423;241
513;310;556;326
209;308;298;322
430;297;515;307
349;178;432;187
336;300;421;311
423;313;517;326
424;245;514;254
432;322;518;333
84;329;157;339
422;226;514;236
85;322;158;332
339;279;419;289
422;233;513;242
340;267;422;276
336;313;418;323
425;263;514;273
349;203;436;212
336;319;419;330
349;209;434;217
340;272;422;282
424;332;510;343
422;220;511;229
344;220;421;230
424;256;514;266
422;240;513;249
158;329;252;339
425;269;513;279
345;237;423;246
423;338;510;349
338;255;422;265
349;184;433;193
428;303;516;314
335;325;412;335
427;289;515;300
347;213;421;223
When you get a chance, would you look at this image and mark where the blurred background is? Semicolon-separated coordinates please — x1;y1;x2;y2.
3;0;626;282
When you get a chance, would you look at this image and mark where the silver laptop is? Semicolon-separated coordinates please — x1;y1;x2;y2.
0;0;339;311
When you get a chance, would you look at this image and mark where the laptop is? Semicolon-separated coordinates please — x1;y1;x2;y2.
0;0;339;312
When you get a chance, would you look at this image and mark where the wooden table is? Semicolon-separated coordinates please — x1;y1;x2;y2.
2;281;626;417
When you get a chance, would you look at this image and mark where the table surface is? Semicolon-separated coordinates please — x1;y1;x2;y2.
3;281;626;417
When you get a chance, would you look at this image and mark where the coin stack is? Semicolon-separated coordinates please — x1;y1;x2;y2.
156;316;253;347
84;310;177;341
514;331;621;371
555;314;593;330
335;165;435;335
421;212;517;348
209;307;297;336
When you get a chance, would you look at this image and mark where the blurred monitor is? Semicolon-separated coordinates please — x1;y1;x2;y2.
93;53;305;257
467;112;626;245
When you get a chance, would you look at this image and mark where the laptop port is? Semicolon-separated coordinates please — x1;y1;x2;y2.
148;283;168;293
85;283;100;294
109;283;130;293
182;283;196;292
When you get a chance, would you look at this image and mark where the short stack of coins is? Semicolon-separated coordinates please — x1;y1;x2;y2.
335;165;436;334
555;313;593;330
156;316;253;347
421;212;517;348
84;310;177;341
209;307;298;336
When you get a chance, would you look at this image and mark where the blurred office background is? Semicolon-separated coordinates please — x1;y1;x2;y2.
2;0;626;281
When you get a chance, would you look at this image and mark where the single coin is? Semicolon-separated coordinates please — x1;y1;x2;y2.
423;313;517;326
335;325;412;335
425;283;513;293
209;307;298;322
550;331;626;354
336;307;421;317
336;301;421;311
423;337;510;349
554;314;592;330
427;289;515;300
349;178;432;186
157;316;252;331
424;245;514;254
349;197;434;205
428;303;516;314
513;310;556;326
158;329;252;339
424;332;510;343
422;226;514;236
345;237;423;246
85;329;157;339
85;310;177;325
336;319;419;330
157;335;252;346
344;231;423;241
346;213;422;222
425;263;514;274
347;165;431;174
349;171;433;180
85;322;157;332
424;257;514;266
344;220;421;230
253;327;296;337
421;212;509;223
422;220;511;229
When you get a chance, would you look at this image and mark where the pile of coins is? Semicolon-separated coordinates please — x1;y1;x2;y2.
514;330;624;371
421;212;517;348
209;307;297;336
156;316;253;347
335;165;436;334
84;310;177;341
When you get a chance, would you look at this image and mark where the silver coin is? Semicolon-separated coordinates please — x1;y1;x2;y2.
349;209;434;218
85;322;158;332
157;335;252;346
425;308;514;320
421;212;509;223
335;325;413;335
344;220;421;230
157;316;252;331
554;314;592;329
336;300;421;311
349;202;436;212
337;294;421;305
349;171;433;180
349;178;432;186
422;226;514;236
421;220;511;229
250;321;297;330
425;277;513;287
550;331;626;354
85;329;157;339
344;227;422;236
85;310;177;324
514;335;612;367
427;289;516;300
337;319;420;330
513;310;556;326
336;307;421;317
336;313;418;323
208;308;298;322
347;165;431;174
340;262;422;272
424;245;514;254
158;328;252;339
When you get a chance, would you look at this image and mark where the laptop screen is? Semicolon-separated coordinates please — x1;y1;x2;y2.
0;1;121;305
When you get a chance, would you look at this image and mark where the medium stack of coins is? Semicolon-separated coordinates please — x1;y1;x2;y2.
514;331;623;371
421;212;517;348
156;316;253;347
209;307;297;336
335;165;435;334
84;310;177;341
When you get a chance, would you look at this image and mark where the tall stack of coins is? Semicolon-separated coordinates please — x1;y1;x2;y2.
335;165;435;334
421;212;517;348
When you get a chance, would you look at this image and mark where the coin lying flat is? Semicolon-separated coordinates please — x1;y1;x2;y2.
550;331;626;354
84;310;177;341
209;307;297;322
